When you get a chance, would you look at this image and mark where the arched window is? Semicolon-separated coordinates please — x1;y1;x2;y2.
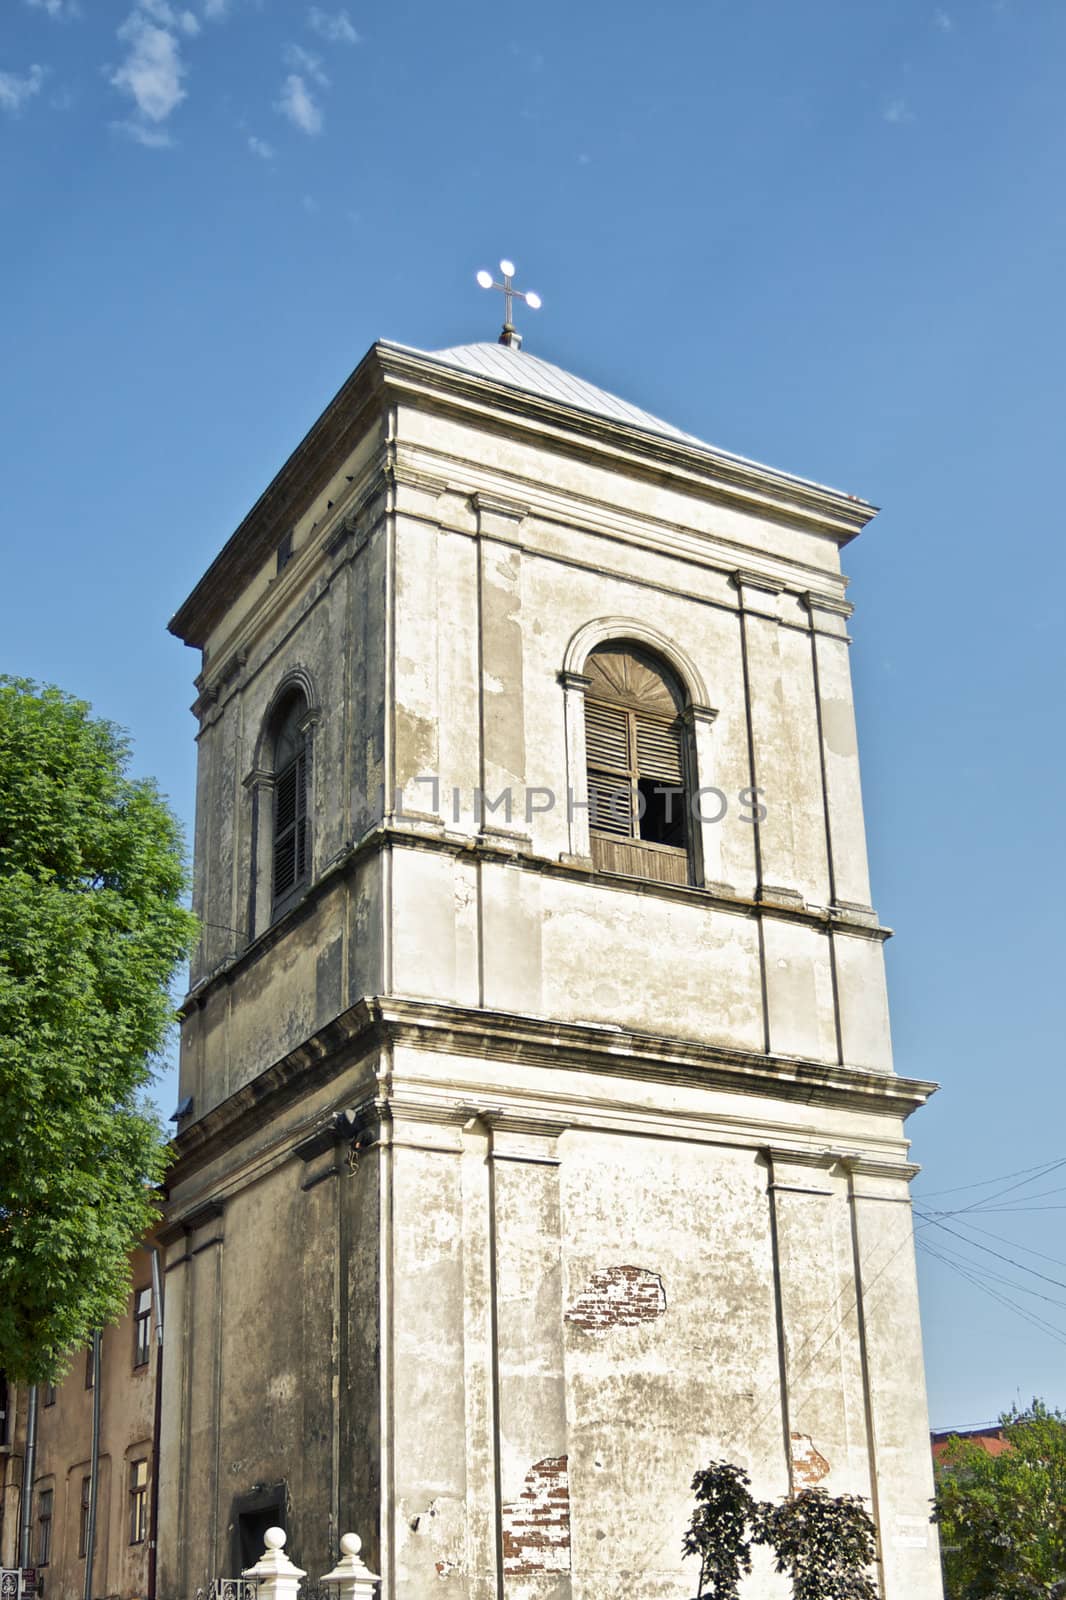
271;691;310;909
584;644;691;885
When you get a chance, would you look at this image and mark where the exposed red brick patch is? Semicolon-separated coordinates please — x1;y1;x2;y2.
501;1456;571;1575
791;1432;830;1487
565;1265;667;1330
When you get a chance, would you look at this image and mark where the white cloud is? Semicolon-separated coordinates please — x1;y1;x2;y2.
302;193;318;213
248;133;273;158
283;43;328;86
883;96;915;124
933;7;953;30
138;0;200;33
110;12;187;123
0;64;45;114
275;73;322;134
111;116;175;146
25;0;81;19
307;7;358;44
202;0;227;15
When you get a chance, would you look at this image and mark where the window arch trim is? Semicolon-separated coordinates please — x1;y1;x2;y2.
562;616;713;716
252;667;319;773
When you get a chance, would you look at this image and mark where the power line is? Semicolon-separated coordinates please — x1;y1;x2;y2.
930;1212;1066;1273
919;1241;1066;1347
916;1233;1066;1311
958;1204;1066;1215
914;1210;1066;1295
914;1155;1066;1200
966;1184;1066;1210
917;1241;1066;1350
949;1157;1066;1217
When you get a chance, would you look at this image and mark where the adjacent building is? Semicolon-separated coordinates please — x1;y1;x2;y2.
0;1251;159;1600
931;1426;1010;1467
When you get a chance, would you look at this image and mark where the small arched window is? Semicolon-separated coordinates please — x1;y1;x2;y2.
584;644;691;885
272;692;310;909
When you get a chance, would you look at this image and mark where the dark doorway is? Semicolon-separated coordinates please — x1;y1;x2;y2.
231;1484;287;1574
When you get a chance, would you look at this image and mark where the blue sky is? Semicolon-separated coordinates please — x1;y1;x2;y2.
3;0;1065;1431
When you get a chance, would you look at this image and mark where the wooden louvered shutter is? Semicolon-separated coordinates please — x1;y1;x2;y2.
585;699;635;837
273;749;308;900
635;714;683;785
589;775;635;836
585;700;629;771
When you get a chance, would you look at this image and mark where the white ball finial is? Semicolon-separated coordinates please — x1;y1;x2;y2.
264;1528;287;1551
339;1534;362;1558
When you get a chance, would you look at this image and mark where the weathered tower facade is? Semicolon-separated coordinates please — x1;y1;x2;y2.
160;339;941;1599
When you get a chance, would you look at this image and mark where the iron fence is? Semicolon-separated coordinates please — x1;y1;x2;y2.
196;1579;258;1600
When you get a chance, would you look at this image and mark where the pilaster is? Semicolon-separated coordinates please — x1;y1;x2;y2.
803;591;874;915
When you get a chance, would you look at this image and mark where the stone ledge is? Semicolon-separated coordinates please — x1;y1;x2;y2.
167;993;938;1191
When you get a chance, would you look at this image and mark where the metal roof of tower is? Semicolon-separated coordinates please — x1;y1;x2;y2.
429;340;707;448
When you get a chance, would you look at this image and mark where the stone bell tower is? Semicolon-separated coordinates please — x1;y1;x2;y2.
159;333;942;1599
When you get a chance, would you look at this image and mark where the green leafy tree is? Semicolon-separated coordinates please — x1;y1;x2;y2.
759;1489;878;1600
0;679;196;1382
682;1461;759;1599
935;1399;1066;1600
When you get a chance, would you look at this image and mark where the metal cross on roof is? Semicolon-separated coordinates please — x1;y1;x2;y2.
475;259;541;350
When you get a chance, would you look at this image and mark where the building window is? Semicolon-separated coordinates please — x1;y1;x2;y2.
79;1475;91;1558
43;1381;57;1407
129;1459;149;1545
271;693;310;911
133;1287;152;1368
584;644;691;885
37;1488;53;1567
84;1345;95;1390
276;530;294;574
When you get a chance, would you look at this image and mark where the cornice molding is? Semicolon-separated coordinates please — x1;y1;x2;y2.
167;994;938;1187
732;567;785;596
391;461;450;497
169;341;876;648
763;1145;838;1170
377;344;876;542
841;1155;922;1183
470;489;530;522
803;588;854;618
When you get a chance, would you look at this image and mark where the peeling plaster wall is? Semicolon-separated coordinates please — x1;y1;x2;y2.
375;1105;939;1600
